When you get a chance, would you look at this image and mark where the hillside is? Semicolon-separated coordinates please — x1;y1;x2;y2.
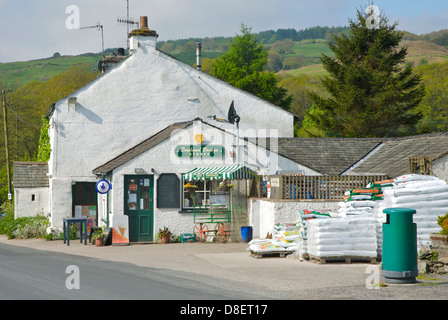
281;37;448;77
1;27;447;91
0;53;102;90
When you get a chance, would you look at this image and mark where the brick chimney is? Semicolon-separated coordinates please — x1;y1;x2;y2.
129;16;158;50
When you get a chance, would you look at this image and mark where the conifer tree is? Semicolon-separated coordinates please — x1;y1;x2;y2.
307;5;425;137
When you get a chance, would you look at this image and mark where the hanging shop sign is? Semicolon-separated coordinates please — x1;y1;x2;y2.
175;145;225;158
95;179;111;194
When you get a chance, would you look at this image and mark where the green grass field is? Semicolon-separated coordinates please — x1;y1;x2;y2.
0;54;101;90
292;40;333;58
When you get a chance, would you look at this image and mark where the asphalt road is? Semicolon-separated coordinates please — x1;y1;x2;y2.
0;242;273;300
1;236;448;302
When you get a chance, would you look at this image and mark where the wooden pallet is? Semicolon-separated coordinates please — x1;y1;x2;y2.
250;250;294;259
309;255;377;264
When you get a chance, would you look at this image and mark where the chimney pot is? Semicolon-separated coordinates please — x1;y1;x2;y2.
196;42;202;71
140;16;148;29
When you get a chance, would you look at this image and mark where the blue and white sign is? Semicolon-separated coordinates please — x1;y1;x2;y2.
96;179;111;194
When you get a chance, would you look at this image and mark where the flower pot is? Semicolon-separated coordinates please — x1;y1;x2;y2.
161;235;170;244
95;238;104;247
430;233;448;247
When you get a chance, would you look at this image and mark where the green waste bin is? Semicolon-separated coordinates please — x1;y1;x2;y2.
382;208;418;284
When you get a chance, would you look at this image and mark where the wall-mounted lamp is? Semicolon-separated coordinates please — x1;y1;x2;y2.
134;168;146;174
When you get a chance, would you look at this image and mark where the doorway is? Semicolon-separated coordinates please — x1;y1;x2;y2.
124;175;154;242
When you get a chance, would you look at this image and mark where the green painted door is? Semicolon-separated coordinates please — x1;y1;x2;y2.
124;175;154;242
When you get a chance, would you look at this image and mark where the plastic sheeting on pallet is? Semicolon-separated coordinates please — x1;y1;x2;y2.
306;216;378;258
248;210;332;258
375;174;445;253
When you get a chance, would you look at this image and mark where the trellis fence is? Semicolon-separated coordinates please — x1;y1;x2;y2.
271;175;388;200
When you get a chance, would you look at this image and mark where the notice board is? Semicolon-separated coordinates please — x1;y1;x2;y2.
157;174;180;208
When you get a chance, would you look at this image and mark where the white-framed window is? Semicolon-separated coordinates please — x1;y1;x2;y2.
183;179;219;209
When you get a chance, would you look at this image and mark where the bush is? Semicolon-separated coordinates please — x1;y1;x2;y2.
0;202;15;235
5;215;50;239
438;214;448;236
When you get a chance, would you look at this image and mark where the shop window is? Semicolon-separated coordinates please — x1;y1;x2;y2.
183;179;219;209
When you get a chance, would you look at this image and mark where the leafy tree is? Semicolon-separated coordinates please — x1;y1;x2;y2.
0;64;99;204
414;60;448;133
210;24;292;110
37;117;50;162
307;6;425;137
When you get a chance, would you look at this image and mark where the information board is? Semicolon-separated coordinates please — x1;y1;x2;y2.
157;174;180;208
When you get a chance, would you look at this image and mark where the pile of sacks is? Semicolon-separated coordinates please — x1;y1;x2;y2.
248;223;301;254
375;174;446;253
337;179;396;258
249;174;446;261
338;174;446;257
306;216;378;259
248;210;331;257
338;179;396;218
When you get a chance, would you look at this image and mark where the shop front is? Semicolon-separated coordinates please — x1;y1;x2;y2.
91;119;303;243
182;165;255;241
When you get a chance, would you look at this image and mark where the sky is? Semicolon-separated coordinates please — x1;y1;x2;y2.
0;0;447;63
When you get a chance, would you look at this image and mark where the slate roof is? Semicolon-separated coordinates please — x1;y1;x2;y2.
348;133;448;177
92;120;194;175
253;137;383;175
92;118;448;178
277;138;384;175
13;162;49;188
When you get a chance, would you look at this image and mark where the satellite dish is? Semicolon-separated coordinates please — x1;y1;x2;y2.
228;100;240;124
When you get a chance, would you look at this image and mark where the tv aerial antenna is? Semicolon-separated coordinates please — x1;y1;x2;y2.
208;100;241;165
117;0;139;49
78;23;104;53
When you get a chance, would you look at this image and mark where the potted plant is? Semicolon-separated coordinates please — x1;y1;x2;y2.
430;213;448;247
216;180;235;193
157;227;172;244
184;182;198;206
92;228;105;247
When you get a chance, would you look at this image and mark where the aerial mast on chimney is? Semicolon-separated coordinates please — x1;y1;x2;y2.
117;0;139;49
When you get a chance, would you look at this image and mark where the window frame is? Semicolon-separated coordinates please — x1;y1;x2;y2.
182;178;219;209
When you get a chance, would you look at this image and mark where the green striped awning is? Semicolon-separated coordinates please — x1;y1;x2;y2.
183;165;255;181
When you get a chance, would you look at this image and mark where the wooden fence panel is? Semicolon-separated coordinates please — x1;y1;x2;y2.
281;175;387;200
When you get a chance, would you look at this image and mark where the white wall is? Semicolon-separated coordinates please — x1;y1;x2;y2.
14;187;49;219
49;35;294;179
248;198;339;238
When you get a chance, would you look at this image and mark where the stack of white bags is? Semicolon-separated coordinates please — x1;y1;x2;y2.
306;216;378;259
375;174;446;255
308;174;446;260
249;174;446;261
